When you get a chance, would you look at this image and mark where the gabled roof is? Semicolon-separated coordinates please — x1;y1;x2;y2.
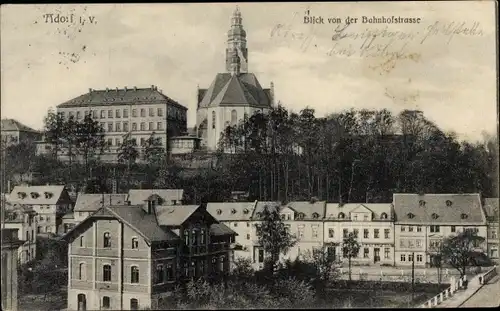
155;205;201;226
198;73;271;109
128;189;184;206
251;201;281;220
210;223;238;236
1;119;39;133
287;201;326;220
57;87;187;110
349;204;374;214
74;193;128;212
393;193;486;225
207;201;257;221
9;185;66;205
325;203;393;220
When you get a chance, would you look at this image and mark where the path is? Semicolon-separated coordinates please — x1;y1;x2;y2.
459;274;500;308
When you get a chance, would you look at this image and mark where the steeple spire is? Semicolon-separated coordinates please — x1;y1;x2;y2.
226;6;248;73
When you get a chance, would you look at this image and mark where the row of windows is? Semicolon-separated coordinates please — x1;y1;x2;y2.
79;234;176;250
341;247;392;259
401;226;424;232
172;140;195;148
340;228;391;239
96;296;138;310
60;107;164;120
400;239;424;248
99;121;164;133
400;253;424;262
183;229;207;246
106;136;163;147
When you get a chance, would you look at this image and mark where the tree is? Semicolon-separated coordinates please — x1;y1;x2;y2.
43;109;65;159
118;134;139;171
75;115;106;177
303;243;339;286
342;232;361;281
439;230;486;277
255;205;297;274
143;132;165;165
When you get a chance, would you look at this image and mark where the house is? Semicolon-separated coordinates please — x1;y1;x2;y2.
61;202;236;311
73;194;129;223
324;203;395;266
393;193;488;267
1;205;37;264
8;185;72;235
483;198;499;262
206;201;257;261
127;189;184;206
1;118;42;147
1;228;26;311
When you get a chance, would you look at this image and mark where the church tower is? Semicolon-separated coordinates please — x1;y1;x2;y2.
226;6;248;73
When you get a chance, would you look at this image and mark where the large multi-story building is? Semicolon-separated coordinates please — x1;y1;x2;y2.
393;193;488;267
324;203;395;265
1;118;42;147
62;202;236;311
196;7;274;151
2;205;37;264
483;198;499;262
8;185;72;234
53;85;188;162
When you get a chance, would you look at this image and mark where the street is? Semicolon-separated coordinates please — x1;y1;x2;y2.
459;274;500;308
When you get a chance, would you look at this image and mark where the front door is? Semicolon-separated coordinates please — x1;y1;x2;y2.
374;248;380;263
77;294;86;311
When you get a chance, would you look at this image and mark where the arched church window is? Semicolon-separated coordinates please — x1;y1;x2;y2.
212;111;216;129
231;109;237;125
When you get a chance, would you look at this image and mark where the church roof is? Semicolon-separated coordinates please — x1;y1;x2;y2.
198;73;271;109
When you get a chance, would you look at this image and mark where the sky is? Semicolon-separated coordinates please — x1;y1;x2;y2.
1;2;497;143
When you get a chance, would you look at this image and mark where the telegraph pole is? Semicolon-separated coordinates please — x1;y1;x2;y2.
411;251;415;302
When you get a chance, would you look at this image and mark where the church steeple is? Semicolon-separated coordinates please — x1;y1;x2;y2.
226;6;248;73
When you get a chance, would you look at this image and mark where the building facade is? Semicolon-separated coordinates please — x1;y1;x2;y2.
53;85;188;162
324;203;395;266
1;229;25;311
483;198;499;262
196;7;274;151
2;205;37;264
8;185;72;235
393;193;488;267
62;202;235;311
1;118;42;147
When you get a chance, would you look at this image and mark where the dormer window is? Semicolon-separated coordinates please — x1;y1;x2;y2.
231;208;237;214
407;213;415;219
44;192;53;199
445;200;452;207
312;212;320;219
338;212;345;219
431;213;439;220
216;209;222;215
460;213;468;219
419;200;426;207
18;192;26;199
243;209;249;214
380;212;388;219
297;213;305;220
30;192;39;199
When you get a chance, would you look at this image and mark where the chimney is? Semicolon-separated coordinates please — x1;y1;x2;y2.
115;87;119;92
151;85;155;90
134;86;137;91
124;87;128;92
89;88;93;93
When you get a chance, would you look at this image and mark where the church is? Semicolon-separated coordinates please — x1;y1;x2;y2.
196;7;275;151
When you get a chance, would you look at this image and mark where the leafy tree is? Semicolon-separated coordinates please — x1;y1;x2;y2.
43;109;65;158
303;243;339;286
342;232;361;281
143;132;165;165
230;256;254;280
439;230;486;277
75;115;106;177
118;134;139;170
63;115;79;173
3;141;36;182
255;205;297;274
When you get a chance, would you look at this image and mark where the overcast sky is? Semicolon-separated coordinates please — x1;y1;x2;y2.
1;2;497;142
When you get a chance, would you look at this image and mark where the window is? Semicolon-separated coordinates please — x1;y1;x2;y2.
116;138;121;146
100;122;106;130
107;122;113;132
212;111;216;129
417;254;423;262
258;249;265;263
430;225;440;233
431;213;439;220
416;239;422;247
132;123;137;131
353;214;358;221
46;226;50;232
191;229;197;245
363;214;368;221
184;262;189;277
108;110;112;118
408;213;415;219
157;122;163;130
77;111;82;119
103;265;111;282
123;122;129;132
408;240;415;248
116;109;121;118
338;212;345;219
247;234;250;240
102;296;110;309
157;108;163;116
132;238;138;249
451;226;456;233
460;213;468;219
231;109;237;125
103;232;111;248
107;138;113;146
115;122;121;132
156;264;164;284
445;200;452;207
363;248;369;258
328;228;334;238
401;226;406;232
130;298;138;310
166;263;174;280
408;253;414;262
149;108;154;117
419;200;426;207
140;138;146;146
79;263;85;280
384;248;390;259
364;229;369;238
298;226;304;238
132;109;137;117
149;122;153;130
123;109;128;118
140;122;145;131
353;229;359;238
140;108;145;117
343;229;349;238
92;110;98;119
131;266;139;283
46;216;51;222
80;236;84;247
409;226;414;232
384;229;390;239
200;229;205;245
184;230;189;245
400;254;406;262
374;229;379;238
400;240;406;248
380;212;388;219
417;226;422;232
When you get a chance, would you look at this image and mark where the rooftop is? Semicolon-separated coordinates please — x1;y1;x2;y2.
207;201;257;221
1;118;39;133
9;185;67;205
74;193;128;212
